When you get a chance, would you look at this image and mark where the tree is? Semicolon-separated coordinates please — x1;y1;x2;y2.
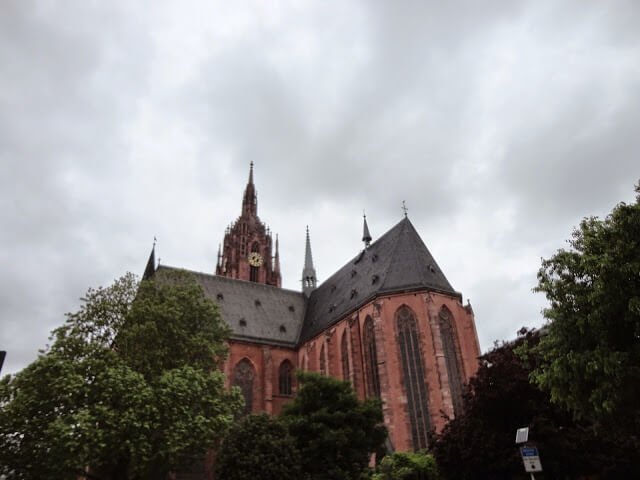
431;329;633;480
0;270;242;480
214;414;301;480
530;183;640;437
281;371;387;480
371;451;438;480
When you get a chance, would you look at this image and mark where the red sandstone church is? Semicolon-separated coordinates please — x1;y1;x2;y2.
144;163;481;452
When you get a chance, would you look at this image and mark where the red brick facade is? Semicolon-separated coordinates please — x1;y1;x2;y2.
223;288;480;450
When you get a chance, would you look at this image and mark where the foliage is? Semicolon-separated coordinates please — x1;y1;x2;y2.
432;329;635;480
281;371;387;480
529;183;640;438
214;414;301;480
0;270;242;480
371;451;438;480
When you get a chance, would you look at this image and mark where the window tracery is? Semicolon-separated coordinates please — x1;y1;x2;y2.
363;316;381;398
278;360;293;395
341;330;350;382
233;358;255;416
320;344;327;376
396;306;430;449
439;307;464;416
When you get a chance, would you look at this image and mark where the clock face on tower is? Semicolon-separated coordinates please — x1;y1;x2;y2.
248;252;263;267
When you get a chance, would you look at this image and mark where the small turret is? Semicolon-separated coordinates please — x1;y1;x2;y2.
362;213;372;248
302;226;317;297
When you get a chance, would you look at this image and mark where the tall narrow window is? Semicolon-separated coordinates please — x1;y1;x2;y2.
397;306;430;449
279;360;293;395
363;316;381;398
320;344;327;376
439;307;464;416
233;358;255;416
341;331;350;381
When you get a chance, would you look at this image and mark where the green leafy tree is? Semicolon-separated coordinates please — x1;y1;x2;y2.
0;270;242;480
372;451;438;480
530;184;640;437
214;414;301;480
432;330;634;480
281;371;387;480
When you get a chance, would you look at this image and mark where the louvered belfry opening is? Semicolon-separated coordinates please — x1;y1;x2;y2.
363;316;381;398
341;331;350;381
278;359;293;395
396;306;430;449
439;307;464;416
233;358;255;415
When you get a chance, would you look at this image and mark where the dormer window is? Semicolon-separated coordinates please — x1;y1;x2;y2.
239;318;247;327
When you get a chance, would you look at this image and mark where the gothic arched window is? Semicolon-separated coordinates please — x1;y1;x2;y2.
341;330;350;382
279;360;293;395
439;307;464;416
396;306;430;449
363;316;381;398
320;344;327;376
233;358;255;415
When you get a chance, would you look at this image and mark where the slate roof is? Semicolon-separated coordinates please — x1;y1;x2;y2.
299;217;457;342
156;265;305;347
151;217;457;347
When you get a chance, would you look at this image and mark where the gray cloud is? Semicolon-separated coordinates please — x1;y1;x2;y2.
1;0;638;375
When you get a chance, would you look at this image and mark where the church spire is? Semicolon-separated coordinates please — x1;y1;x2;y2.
362;212;372;248
242;162;257;216
143;237;156;280
302;226;317;297
274;234;280;273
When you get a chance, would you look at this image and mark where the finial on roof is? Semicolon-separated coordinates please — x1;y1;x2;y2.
249;161;254;185
362;211;372;248
302;225;317;297
402;200;408;218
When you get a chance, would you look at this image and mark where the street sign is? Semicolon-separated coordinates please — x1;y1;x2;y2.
520;446;543;473
515;427;529;444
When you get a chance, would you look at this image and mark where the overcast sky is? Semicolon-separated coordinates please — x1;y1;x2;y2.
1;0;639;375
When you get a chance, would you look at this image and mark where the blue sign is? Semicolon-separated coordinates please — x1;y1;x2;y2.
520;447;538;457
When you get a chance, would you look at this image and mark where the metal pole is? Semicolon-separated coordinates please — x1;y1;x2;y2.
530;473;536;480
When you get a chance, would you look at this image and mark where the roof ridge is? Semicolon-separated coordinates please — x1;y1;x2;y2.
157;265;303;296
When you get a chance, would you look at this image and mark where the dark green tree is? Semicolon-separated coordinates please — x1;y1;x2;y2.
432;329;633;480
214;413;301;480
281;371;387;480
0;270;242;480
530;184;640;437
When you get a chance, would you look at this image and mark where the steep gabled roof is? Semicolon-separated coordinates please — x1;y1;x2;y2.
156;265;305;347
299;217;457;342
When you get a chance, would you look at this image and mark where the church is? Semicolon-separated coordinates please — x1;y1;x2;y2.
144;163;481;452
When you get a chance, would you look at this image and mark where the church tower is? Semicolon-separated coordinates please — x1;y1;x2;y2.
216;163;281;287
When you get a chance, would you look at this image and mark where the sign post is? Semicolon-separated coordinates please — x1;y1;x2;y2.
516;427;542;479
520;446;543;479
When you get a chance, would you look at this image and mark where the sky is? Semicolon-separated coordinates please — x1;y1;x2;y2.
1;0;639;376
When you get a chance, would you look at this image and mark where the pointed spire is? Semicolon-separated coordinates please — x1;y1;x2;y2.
302;226;317;297
143;237;156;280
274;233;280;273
242;162;257;216
362;212;372;248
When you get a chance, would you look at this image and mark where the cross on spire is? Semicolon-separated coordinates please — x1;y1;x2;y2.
402;200;408;217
